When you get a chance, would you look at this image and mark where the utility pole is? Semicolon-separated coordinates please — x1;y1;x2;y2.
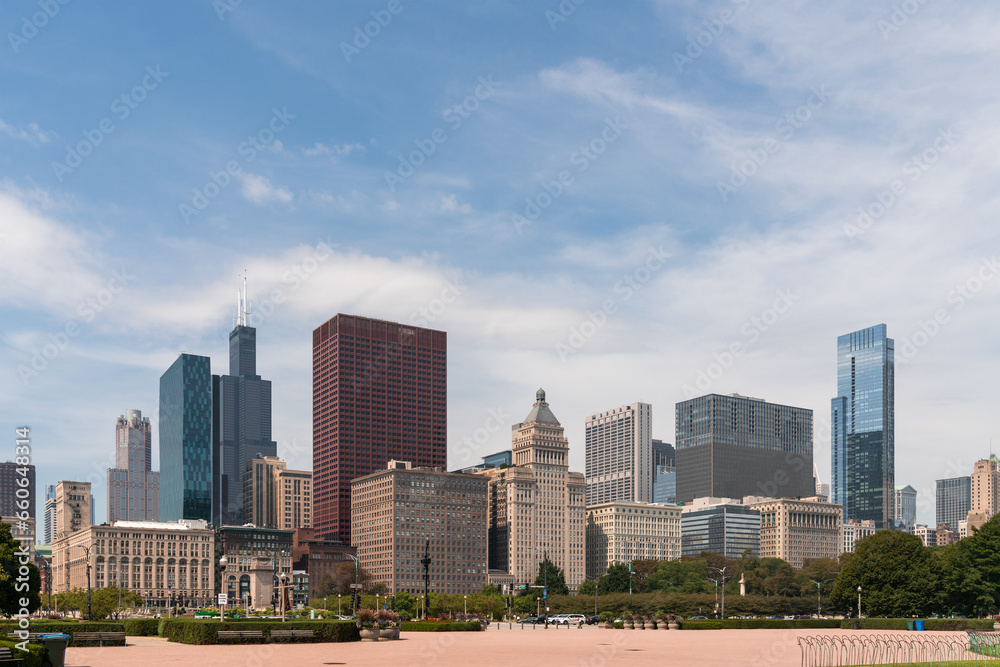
421;539;432;619
75;545;93;621
707;566;729;620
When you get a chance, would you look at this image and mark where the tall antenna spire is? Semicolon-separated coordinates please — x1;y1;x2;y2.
235;269;252;327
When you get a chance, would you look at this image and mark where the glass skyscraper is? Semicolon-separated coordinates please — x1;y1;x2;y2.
831;324;895;529
936;476;971;532
681;501;760;558
159;353;213;522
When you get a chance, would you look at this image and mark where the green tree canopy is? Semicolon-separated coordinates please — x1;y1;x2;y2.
577;579;595;596
830;529;939;617
941;514;1000;617
531;556;568;596
598;563;632;594
0;522;40;617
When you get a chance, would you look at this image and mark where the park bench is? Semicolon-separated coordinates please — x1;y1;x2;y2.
269;629;315;640
73;631;126;646
0;647;24;666
217;630;265;642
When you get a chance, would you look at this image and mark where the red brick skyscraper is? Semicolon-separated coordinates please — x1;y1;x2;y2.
312;314;447;544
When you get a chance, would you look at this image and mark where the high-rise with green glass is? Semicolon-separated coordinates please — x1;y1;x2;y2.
159;353;213;522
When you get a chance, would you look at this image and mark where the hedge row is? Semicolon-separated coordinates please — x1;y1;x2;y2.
400;621;484;632
0;621;126;647
123;619;160;636
840;618;994;631
679;621;724;630
157;619;359;644
0;639;45;667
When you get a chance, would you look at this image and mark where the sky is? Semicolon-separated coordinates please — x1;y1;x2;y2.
2;0;998;527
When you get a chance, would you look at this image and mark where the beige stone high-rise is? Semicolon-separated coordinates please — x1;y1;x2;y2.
480;389;586;592
244;456;312;530
747;496;843;568
585;501;680;581
55;481;91;542
967;457;1000;531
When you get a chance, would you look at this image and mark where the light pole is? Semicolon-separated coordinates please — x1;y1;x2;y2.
594;575;598;619
73;545;93;621
338;594;342;616
347;553;361;613
707;566;729;620
810;578;834;617
464;595;467;615
857;586;862;619
219;556;228;622
279;573;289;622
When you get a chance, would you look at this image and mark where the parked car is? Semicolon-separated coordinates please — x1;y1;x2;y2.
689;615;708;620
560;614;587;625
519;615;547;624
585;615;601;625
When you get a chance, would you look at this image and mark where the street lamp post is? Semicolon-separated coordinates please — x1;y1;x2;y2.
707;566;729;620
464;595;467;615
857;586;862;619
810;578;834;618
219;556;228;622
73;545;93;621
279;573;289;622
338;594;342;616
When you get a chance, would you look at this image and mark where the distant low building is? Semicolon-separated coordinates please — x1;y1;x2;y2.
680;497;760;558
586;501;680;580
842;519;877;554
747;496;843;568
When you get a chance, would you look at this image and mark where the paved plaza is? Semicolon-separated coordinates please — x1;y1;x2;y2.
58;627;970;667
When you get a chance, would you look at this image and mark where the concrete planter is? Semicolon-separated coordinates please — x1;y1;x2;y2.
360;627;379;642
644;621;656;630
625;621;635;629
668;622;680;630
379;627;399;640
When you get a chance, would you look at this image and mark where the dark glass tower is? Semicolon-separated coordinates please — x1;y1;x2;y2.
159;353;213;522
213;285;277;527
831;324;895;529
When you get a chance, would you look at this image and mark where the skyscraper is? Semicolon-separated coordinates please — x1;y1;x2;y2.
480;389;586;591
894;484;917;530
967;457;999;531
585;402;652;505
243;455;312;531
936;476;971;533
312;314;447;544
214;278;277;526
652;439;675;468
107;409;159;522
54;480;91;541
159;353;213;522
831;324;895;528
0;461;36;523
43;485;56;545
675;393;813;503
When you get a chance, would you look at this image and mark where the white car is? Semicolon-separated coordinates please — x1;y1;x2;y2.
560;614;587;625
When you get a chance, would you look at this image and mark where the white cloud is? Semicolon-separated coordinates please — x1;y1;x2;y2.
438;194;472;214
239;173;294;205
302;142;365;157
0;118;53;146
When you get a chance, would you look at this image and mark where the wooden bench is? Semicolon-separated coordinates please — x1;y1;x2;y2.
0;647;24;666
269;629;315;640
73;631;126;646
217;630;265;642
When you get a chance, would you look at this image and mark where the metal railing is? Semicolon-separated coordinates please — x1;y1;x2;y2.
799;632;1000;666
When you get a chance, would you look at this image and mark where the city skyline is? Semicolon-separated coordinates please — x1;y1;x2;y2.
3;3;1000;529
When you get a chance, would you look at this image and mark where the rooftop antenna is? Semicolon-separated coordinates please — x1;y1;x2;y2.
235;269;253;327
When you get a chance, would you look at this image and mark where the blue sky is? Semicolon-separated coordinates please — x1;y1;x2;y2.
2;0;998;526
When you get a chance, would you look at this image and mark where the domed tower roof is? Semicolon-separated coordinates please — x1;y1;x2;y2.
523;388;561;426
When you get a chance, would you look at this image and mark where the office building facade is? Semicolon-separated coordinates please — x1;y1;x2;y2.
312;314;447;544
352;461;487;595
842;519;877;554
936;477;971;534
291;528;356;602
831;324;895;528
243;456;312;531
748;496;843;568
219;524;294;609
585;402;652;506
967;457;1000;531
480;390;586;591
680;497;760;558
652;439;675;468
214;282;278;527
160;353;213;523
53;519;215;608
54;481;91;542
0;461;36;524
585;501;681;580
44;485;56;545
675;393;813;503
108;409;160;523
894;484;917;531
653;466;676;505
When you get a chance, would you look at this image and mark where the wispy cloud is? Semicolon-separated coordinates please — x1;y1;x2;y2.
239;173;294;205
0;118;53;146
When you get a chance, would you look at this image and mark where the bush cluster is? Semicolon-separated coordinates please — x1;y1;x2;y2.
156;619;359;644
122;619;160;636
0;621;126;647
840;618;993;631
0;639;46;667
400;621;483;632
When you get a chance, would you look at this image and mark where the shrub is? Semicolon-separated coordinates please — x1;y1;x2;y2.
123;619;160;636
612;621;624;629
0;639;46;667
599;612;614;622
0;621;126;647
680;621;724;630
355;608;376;628
400;621;483;632
156;619;359;644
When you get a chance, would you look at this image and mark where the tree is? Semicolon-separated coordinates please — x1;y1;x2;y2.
598;563;632;594
317;560;372;596
831;530;939;617
480;583;501;596
941;514;1000;617
532;556;568;596
577;579;595;596
0;522;41;617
